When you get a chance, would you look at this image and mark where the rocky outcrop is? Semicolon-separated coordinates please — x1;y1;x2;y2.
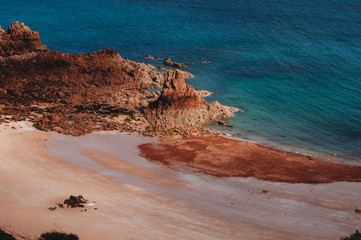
0;22;164;135
0;22;235;135
124;59;164;88
0;22;164;107
63;195;87;208
0;22;46;56
163;58;187;68
144;69;235;128
0;49;164;105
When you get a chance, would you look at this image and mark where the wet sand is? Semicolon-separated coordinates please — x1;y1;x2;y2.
0;122;361;240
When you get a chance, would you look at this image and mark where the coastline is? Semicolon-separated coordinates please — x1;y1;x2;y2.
1;122;361;240
205;121;361;167
1;21;361;240
139;134;361;184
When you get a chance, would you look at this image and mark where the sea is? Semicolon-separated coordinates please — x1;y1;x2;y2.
1;0;361;162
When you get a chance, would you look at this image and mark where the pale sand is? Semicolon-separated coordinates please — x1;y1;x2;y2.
0;122;360;240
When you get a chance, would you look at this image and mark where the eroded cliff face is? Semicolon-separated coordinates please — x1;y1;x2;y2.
144;69;235;129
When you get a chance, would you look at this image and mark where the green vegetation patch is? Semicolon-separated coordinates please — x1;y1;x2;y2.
341;230;361;240
0;229;16;240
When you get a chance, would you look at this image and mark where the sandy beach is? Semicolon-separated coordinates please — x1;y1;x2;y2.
1;122;361;240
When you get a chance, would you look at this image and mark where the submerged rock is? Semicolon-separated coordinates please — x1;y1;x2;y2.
144;69;235;128
217;120;233;127
163;58;187;68
144;54;152;60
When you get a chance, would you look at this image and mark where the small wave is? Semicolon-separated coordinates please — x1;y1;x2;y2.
232;108;244;115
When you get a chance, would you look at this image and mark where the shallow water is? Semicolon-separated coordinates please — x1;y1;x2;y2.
1;0;361;161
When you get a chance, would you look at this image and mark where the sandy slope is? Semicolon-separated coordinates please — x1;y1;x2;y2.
0;122;360;240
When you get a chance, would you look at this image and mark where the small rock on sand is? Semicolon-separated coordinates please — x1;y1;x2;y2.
355;202;361;213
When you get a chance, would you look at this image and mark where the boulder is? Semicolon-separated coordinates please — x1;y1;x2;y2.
355;202;361;213
63;195;86;208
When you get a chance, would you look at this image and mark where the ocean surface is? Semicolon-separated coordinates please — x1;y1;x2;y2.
1;0;361;162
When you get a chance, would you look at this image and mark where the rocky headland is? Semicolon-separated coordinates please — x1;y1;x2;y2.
0;22;233;136
2;22;361;186
2;21;361;240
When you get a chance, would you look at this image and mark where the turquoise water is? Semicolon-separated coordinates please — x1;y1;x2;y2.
1;0;361;161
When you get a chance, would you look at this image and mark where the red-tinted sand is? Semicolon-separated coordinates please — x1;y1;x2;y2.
139;135;361;183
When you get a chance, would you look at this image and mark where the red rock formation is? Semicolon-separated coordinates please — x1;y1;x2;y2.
0;22;235;135
0;23;164;106
0;22;164;135
0;49;163;105
144;69;235;128
0;22;46;56
149;69;202;109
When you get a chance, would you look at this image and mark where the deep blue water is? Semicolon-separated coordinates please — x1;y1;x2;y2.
1;0;361;161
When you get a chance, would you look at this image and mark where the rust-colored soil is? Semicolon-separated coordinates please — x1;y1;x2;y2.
139;136;361;183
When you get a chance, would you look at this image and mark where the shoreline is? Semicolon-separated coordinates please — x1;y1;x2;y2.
1;21;361;238
205;122;361;167
139;135;361;184
1;122;361;240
